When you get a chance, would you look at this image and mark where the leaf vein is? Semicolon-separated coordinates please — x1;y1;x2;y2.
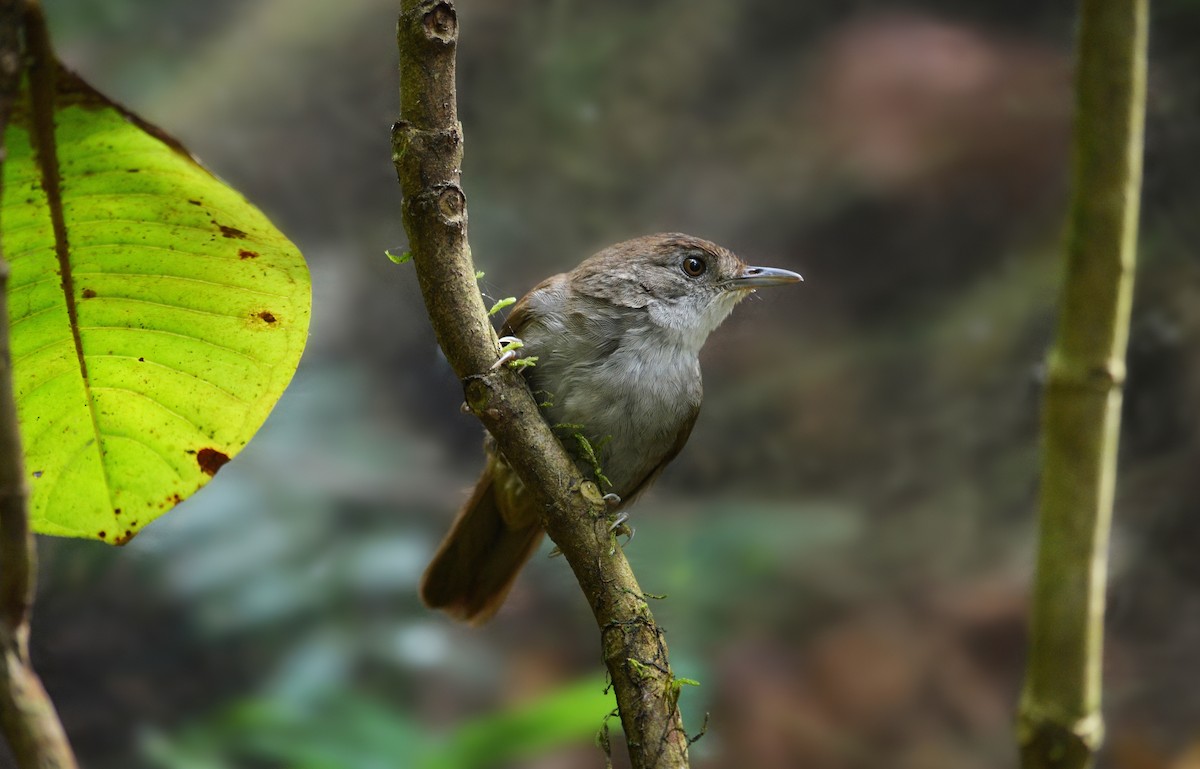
91;385;206;441
99;433;186;483
77;325;265;364
9;266;286;296
88;354;250;404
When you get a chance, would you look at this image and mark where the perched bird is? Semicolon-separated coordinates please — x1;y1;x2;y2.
421;233;802;622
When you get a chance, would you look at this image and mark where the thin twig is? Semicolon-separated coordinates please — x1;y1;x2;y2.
0;2;80;766
392;2;690;767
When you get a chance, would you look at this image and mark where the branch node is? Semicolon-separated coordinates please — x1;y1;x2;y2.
579;479;605;506
1044;351;1126;393
463;375;491;414
436;185;465;222
422;2;458;44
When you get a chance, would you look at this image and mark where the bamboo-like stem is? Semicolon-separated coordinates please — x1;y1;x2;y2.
392;2;690;767
0;2;80;766
1018;1;1148;767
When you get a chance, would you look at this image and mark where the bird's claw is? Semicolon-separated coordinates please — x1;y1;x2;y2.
491;350;518;370
550;509;633;557
609;512;635;545
490;336;525;370
602;493;622;508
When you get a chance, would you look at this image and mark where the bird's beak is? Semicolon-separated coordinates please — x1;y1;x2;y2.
728;264;804;289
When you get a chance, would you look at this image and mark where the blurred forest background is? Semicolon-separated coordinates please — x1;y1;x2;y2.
11;0;1200;767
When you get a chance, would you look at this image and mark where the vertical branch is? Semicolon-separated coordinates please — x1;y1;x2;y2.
392;2;690;767
0;2;79;767
393;0;496;380
1018;1;1148;768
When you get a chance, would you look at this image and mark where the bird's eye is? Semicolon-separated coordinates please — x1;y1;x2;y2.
682;255;706;277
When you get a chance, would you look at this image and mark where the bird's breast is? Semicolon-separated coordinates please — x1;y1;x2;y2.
524;322;701;496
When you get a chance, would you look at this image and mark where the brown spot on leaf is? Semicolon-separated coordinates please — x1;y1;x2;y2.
97;531;106;539
114;508;121;516
113;530;134;545
81;288;97;298
218;224;248;239
127;168;140;173
138;357;145;362
239;249;259;259
258;311;277;324
188;199;202;206
196;447;230;476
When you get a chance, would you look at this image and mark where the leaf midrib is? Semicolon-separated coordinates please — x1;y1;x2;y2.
26;36;115;516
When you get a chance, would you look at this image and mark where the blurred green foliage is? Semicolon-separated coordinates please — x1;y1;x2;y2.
144;675;616;769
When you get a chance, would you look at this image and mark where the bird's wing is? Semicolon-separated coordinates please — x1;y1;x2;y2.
616;403;700;508
500;274;562;337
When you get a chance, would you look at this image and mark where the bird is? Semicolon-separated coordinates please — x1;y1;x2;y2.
420;233;802;623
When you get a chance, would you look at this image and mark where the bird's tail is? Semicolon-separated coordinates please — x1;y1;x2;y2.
420;473;544;624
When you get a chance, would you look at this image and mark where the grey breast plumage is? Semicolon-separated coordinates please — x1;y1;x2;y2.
511;279;702;501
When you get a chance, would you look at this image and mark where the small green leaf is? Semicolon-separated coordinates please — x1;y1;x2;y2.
474;270;485;280
385;249;412;264
487;296;515;317
507;355;538;370
2;62;310;542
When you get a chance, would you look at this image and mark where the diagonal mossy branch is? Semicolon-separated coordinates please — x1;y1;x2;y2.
0;2;79;767
1018;1;1148;767
392;2;690;767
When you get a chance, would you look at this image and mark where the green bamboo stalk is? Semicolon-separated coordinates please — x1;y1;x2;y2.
1018;1;1148;768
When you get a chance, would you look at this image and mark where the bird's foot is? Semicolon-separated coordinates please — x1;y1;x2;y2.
609;512;635;545
602;493;622;508
487;338;525;369
490;336;525;370
550;512;634;558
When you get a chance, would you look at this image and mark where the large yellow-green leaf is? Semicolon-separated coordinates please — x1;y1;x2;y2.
1;64;310;543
